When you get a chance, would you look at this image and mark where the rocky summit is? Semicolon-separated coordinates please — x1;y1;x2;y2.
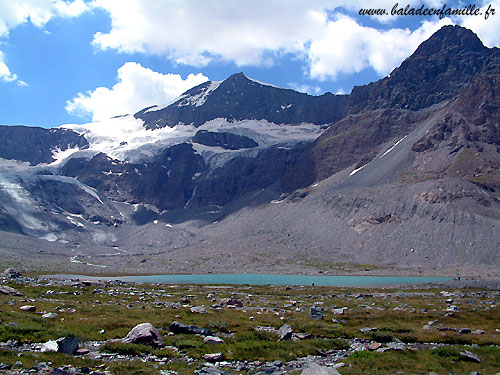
0;25;499;277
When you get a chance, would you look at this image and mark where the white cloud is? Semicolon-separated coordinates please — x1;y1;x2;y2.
0;0;90;85
90;0;330;66
459;0;500;47
65;62;209;121
89;0;496;82
308;16;453;80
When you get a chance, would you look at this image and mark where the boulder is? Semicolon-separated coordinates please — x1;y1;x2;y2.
0;285;23;297
277;324;293;341
122;323;164;347
57;337;79;354
170;321;213;336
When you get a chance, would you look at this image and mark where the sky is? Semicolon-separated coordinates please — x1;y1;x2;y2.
0;0;499;128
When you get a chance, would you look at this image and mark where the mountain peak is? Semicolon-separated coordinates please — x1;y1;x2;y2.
412;25;486;59
346;25;491;114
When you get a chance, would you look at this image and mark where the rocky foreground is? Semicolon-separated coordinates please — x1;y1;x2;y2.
0;268;499;374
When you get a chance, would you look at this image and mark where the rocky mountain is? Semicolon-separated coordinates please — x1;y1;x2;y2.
0;25;499;276
135;72;347;129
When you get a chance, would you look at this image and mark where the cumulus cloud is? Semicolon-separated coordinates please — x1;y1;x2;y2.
89;0;498;81
91;0;331;67
65;62;209;121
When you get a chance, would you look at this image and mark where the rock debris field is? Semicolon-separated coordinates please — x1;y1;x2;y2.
0;268;500;374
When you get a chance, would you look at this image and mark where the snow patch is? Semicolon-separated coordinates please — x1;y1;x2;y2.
177;81;221;107
350;165;366;176
50;146;81;165
380;135;407;158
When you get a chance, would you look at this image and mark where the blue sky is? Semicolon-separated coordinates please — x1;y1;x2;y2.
0;0;499;128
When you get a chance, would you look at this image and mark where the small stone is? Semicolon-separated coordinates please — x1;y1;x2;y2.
460;328;472;334
19;305;36;312
75;348;90;355
204;336;224;345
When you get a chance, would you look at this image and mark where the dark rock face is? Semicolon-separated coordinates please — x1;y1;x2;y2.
62;142;307;212
135;73;348;129
346;25;492;114
192;130;258;150
283;25;500;191
0;125;88;165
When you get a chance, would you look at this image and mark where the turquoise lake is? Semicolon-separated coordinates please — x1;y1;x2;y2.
46;274;452;287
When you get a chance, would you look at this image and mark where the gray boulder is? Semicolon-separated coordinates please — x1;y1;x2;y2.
56;337;79;354
122;322;164;347
277;324;293;341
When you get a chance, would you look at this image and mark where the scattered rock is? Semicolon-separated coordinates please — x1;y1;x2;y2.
19;305;36;312
301;363;341;375
459;328;472;334
204;336;225;345
122;322;164;347
1;268;22;278
277;324;293;341
170;321;213;336
0;285;23;296
191;306;207;314
203;352;224;362
309;306;324;320
386;342;406;351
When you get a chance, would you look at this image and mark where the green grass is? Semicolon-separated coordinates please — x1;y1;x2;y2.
0;281;499;374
